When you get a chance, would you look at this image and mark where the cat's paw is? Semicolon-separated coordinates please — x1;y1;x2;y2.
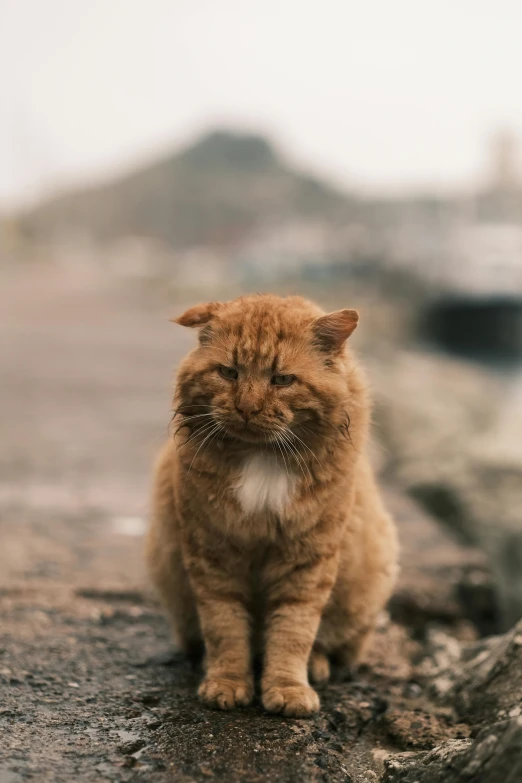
198;675;253;710
262;682;320;717
309;651;331;684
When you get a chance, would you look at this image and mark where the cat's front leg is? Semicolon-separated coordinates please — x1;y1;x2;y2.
183;540;254;710
261;539;339;718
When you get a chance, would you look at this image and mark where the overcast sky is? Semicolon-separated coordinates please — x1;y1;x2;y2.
1;0;522;207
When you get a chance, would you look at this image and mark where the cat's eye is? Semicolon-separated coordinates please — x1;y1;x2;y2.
271;374;295;386
218;365;238;380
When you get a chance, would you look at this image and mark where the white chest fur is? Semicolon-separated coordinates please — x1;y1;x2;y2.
234;453;295;515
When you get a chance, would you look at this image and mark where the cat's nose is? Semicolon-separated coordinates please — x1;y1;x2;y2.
235;402;262;421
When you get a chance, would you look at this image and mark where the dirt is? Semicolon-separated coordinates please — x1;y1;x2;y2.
0;268;497;782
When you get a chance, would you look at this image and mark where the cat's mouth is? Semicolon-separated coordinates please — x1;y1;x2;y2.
227;425;272;443
223;419;285;445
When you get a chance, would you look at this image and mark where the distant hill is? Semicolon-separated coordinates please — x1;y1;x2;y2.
20;130;354;248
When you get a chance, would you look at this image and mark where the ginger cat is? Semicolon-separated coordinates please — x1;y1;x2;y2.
147;294;398;717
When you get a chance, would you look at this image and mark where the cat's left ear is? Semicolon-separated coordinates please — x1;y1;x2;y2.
171;301;223;328
312;309;359;351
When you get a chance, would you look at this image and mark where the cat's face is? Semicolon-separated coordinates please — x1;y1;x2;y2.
173;295;358;446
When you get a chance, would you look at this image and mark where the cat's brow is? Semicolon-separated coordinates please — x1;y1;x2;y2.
233;357;283;377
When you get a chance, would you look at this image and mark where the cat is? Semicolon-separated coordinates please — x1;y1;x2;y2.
147;294;398;717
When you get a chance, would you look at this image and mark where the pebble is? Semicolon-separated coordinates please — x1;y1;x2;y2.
119;738;146;755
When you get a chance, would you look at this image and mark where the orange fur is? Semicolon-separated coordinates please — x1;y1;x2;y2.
147;294;398;717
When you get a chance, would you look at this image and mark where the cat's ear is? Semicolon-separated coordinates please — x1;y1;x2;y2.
312;309;359;351
171;301;223;328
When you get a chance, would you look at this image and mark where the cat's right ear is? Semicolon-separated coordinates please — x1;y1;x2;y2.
312;309;359;351
170;302;223;328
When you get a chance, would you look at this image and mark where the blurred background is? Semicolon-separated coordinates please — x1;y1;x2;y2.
1;0;522;631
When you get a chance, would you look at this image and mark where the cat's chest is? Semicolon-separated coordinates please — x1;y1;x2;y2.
234;453;296;516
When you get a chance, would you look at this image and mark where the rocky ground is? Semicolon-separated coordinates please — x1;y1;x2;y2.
0;268;519;782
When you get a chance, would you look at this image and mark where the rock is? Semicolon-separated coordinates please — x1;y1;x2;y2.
382;706;469;750
416;629;462;680
444;619;522;723
385;491;494;635
371;350;522;628
380;617;522;781
416;619;522;725
455;566;498;637
381;718;522;782
118;737;146;755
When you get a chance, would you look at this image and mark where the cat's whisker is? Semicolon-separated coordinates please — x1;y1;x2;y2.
177;420;219;449
274;425;313;492
273;434;290;481
184;419;219;440
200;424;225;461
295;422;322;441
151;427;173;443
205;333;234;354
175;413;216;424
171;408;215;428
284;438;312;493
279;428;315;491
173;419;204;441
172;406;217;422
193;424;225;473
167;415;179;439
209;342;233;358
153;410;177;441
301;415;355;450
294;422;313;435
173;404;217;410
172;412;217;439
287;429;324;469
325;414;354;444
183;423;223;487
